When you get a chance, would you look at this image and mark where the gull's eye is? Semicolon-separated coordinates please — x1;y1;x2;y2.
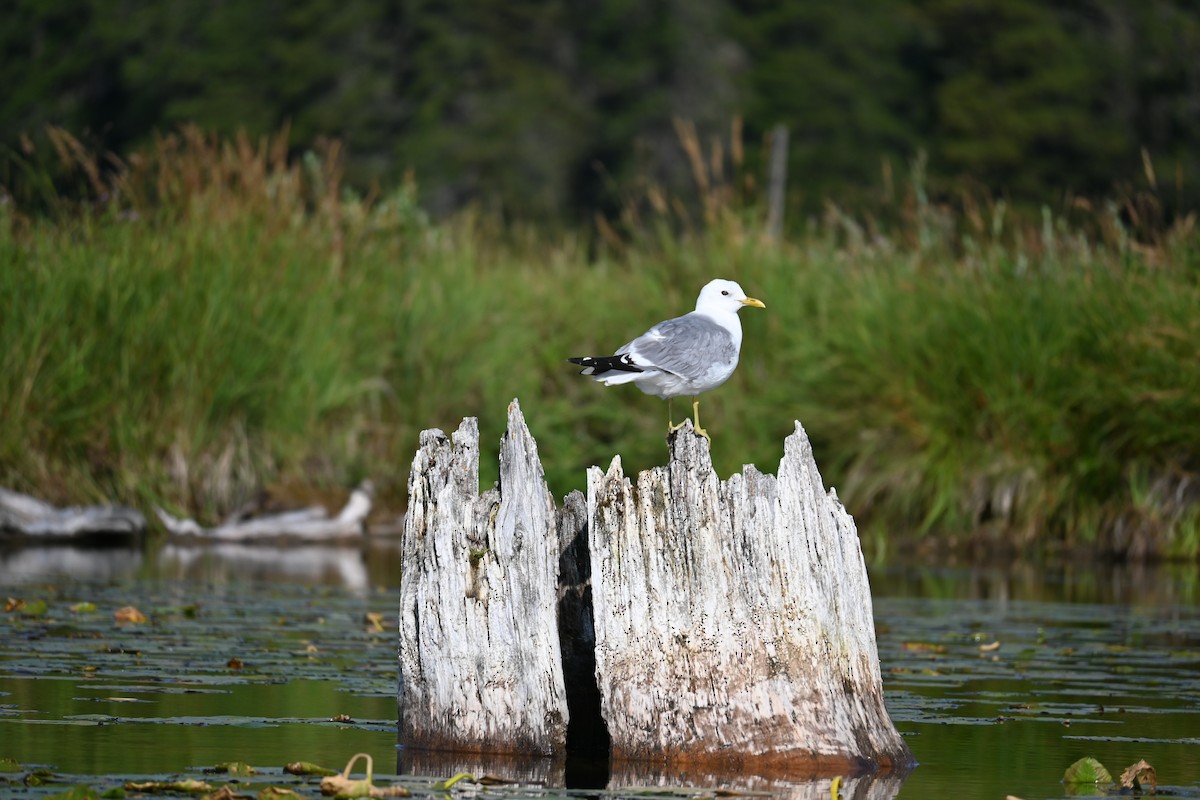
721;290;730;296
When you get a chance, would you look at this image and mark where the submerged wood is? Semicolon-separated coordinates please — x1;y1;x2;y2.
155;482;372;542
586;420;912;773
399;400;568;756
0;487;145;538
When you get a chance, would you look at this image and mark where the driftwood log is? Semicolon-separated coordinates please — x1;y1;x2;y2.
399;400;912;776
0;487;145;538
155;482;373;542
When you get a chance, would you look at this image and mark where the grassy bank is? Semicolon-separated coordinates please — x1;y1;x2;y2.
2;129;1198;558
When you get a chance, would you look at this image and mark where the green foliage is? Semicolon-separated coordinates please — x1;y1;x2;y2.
920;0;1125;196
732;0;921;200
4;1;1200;217
1;133;1198;556
1063;756;1113;786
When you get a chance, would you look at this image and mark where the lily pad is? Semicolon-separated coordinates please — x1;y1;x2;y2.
44;786;103;799
21;599;50;617
1063;757;1113;785
124;778;213;794
284;761;337;777
211;762;257;776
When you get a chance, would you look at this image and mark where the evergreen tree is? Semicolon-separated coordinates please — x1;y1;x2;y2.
916;0;1126;198
3;0;1200;217
730;0;923;206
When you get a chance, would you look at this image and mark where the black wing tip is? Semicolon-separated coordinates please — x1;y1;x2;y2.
567;354;643;376
567;356;597;375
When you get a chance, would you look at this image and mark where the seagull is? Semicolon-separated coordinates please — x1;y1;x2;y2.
568;279;766;440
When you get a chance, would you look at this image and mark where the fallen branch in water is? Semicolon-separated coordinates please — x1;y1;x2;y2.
0;487;146;539
156;481;373;543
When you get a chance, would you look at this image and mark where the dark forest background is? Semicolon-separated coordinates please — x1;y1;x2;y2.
5;0;1200;222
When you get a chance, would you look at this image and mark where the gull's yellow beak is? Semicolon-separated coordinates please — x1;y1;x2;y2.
741;297;766;309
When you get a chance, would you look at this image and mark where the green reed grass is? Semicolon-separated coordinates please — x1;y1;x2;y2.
2;128;1198;557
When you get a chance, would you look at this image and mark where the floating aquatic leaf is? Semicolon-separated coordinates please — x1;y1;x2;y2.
0;757;22;773
114;606;147;624
21;599;50;616
901;642;946;653
70;602;98;614
227;658;244;670
364;612;385;632
284;762;337;777
24;768;58;786
978;641;1001;652
1063;756;1113;785
124;779;213;793
258;786;302;800
202;787;248;800
1119;760;1156;791
4;597;24;612
211;762;257;776
258;788;302;799
43;786;103;799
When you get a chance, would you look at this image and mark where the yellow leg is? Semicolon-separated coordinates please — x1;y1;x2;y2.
692;397;710;441
667;397;686;433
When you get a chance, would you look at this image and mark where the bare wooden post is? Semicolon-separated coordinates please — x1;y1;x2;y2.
587;420;912;773
765;123;789;241
398;399;568;756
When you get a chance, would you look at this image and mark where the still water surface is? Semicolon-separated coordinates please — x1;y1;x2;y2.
1;542;1198;799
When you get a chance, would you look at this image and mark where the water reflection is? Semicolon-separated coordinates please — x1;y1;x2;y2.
869;559;1199;606
158;543;371;591
608;761;906;800
5;540;1196;607
395;749;907;800
398;749;565;786
0;544;143;583
2;546;1198;800
0;538;404;590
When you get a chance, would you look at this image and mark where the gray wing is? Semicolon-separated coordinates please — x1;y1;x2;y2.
617;313;735;377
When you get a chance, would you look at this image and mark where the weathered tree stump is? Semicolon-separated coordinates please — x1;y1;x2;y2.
398;400;568;756
399;400;911;776
586;421;912;773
